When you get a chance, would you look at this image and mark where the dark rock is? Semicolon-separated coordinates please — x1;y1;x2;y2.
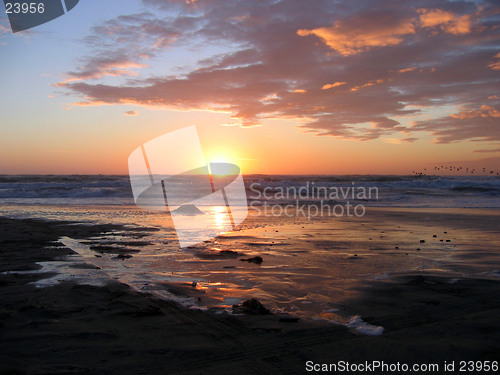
279;317;300;323
113;254;132;260
232;298;271;315
420;240;425;243
240;256;263;264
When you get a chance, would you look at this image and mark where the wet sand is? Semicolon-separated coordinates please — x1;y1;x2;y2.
0;210;499;374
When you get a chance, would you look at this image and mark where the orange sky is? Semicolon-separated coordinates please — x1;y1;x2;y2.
1;0;499;175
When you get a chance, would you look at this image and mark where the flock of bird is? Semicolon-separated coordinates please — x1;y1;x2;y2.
412;165;499;176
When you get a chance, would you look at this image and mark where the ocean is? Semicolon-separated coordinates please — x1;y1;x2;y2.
0;174;499;207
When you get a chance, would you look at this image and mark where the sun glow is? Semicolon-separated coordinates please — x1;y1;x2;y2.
207;154;240;176
210;157;230;164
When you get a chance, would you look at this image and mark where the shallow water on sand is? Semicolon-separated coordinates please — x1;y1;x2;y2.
1;204;499;327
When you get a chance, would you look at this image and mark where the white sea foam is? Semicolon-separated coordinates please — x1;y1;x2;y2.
373;272;390;280
345;316;384;336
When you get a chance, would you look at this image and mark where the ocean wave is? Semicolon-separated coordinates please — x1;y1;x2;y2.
0;175;132;199
0;174;499;207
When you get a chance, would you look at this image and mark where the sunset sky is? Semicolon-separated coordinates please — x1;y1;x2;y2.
1;0;499;175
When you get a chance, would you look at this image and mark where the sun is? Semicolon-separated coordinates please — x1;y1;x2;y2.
207;156;239;176
210;157;230;164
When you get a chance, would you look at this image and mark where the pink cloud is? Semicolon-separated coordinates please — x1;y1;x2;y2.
489;52;500;70
418;9;472;35
297;11;415;56
451;105;500;119
414;104;500;143
59;12;192;83
62;59;148;82
322;82;346;90
57;0;500;144
474;148;500;153
398;67;417;73
349;79;384;92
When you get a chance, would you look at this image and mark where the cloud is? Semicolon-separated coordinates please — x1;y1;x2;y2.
451;105;500;119
0;17;34;40
489;52;500;70
474;148;500;153
297;11;416;56
57;12;197;84
322;82;346;90
57;0;500;143
63;57;148;82
349;79;384;92
383;137;418;144
125;110;138;116
297;6;476;57
418;8;472;35
398;67;417;73
413;104;500;143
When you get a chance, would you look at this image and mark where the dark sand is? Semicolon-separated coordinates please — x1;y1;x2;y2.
0;215;499;374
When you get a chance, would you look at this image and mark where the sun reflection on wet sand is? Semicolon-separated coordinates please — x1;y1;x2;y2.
211;205;230;232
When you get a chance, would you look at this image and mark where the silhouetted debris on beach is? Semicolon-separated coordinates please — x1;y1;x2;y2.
240;256;263;264
232;299;271;315
279;317;300;323
113;254;133;260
